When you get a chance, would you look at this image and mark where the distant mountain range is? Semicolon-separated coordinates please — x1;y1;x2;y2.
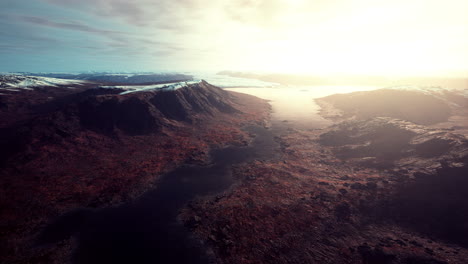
5;72;193;85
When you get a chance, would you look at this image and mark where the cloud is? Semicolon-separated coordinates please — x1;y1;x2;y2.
0;28;61;44
5;0;465;74
223;0;286;27
41;0;190;29
40;0;290;31
18;15;125;36
0;22;63;53
0;41;59;54
14;14;178;51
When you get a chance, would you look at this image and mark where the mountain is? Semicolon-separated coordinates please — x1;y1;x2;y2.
315;87;468;125
0;77;270;263
0;74;90;90
21;72;193;85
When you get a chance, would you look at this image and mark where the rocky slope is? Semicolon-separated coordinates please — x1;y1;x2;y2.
0;79;270;263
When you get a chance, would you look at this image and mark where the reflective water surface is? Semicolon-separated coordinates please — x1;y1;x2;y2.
226;85;379;129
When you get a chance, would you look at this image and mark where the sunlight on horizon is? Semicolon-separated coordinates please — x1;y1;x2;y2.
226;85;379;130
197;0;468;78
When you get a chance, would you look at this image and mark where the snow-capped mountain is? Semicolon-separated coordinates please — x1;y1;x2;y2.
23;72;193;84
0;74;89;91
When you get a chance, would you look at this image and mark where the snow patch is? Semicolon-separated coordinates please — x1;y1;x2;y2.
102;80;203;95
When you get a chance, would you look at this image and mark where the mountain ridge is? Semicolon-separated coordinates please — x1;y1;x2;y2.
0;79;270;263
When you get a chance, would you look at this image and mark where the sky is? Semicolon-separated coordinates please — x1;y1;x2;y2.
0;0;467;77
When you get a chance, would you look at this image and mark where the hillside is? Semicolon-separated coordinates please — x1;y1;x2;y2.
0;78;270;263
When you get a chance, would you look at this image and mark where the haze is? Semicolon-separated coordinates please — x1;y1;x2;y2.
1;0;467;77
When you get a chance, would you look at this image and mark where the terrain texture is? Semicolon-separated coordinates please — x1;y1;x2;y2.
3;74;468;264
181;87;468;264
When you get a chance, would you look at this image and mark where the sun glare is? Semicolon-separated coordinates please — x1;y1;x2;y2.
210;0;468;77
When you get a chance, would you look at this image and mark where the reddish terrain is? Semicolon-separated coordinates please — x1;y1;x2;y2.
181;88;468;264
3;80;468;264
0;81;270;263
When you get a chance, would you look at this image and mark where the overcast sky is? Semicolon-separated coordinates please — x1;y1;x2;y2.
1;0;467;76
